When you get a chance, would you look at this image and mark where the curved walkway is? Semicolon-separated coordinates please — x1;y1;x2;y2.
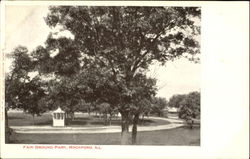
10;117;185;134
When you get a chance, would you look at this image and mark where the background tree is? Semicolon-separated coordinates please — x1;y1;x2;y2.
96;102;115;125
5;46;33;110
151;97;168;117
178;91;200;129
5;46;33;122
168;94;187;108
33;6;201;144
20;76;47;124
5;46;48;123
5;46;46;141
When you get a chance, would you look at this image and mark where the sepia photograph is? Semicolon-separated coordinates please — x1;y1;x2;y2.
4;5;200;145
0;1;249;159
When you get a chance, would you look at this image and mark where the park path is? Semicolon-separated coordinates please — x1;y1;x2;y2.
10;117;185;134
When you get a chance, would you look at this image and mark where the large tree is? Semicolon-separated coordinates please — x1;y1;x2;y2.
37;6;201;144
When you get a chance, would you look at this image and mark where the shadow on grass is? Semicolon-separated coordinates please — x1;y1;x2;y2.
181;124;200;129
138;119;155;126
73;117;92;120
35;120;53;126
67;120;88;125
8;116;25;120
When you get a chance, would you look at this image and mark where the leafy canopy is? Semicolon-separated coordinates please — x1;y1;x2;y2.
42;6;200;113
45;6;200;76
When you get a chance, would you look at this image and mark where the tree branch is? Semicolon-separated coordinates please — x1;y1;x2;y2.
130;31;163;75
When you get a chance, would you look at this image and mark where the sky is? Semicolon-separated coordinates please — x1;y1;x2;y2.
4;5;200;100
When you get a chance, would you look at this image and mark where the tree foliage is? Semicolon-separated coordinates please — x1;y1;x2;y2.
5;46;48;128
151;97;168;116
43;6;200;110
5;46;46;115
168;91;200;128
168;94;187;108
178;91;200;119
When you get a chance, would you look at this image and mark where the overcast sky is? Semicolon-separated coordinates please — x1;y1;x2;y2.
4;5;200;100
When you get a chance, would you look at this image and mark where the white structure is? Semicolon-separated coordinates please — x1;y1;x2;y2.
168;107;178;113
52;107;65;127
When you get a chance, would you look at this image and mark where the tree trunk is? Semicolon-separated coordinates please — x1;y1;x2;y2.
32;114;35;125
141;114;144;124
190;120;194;129
5;108;8;130
158;112;161;117
109;115;112;126
103;113;107;125
70;112;75;121
132;113;139;145
88;108;91;116
5;108;9;143
120;112;130;145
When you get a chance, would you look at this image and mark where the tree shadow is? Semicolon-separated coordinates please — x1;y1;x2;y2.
67;120;88;126
138;119;155;126
74;117;92;120
8;116;25;120
35;120;53;126
90;120;121;126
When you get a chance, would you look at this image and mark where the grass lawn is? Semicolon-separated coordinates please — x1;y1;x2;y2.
8;112;170;127
9;126;200;145
8;112;53;126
